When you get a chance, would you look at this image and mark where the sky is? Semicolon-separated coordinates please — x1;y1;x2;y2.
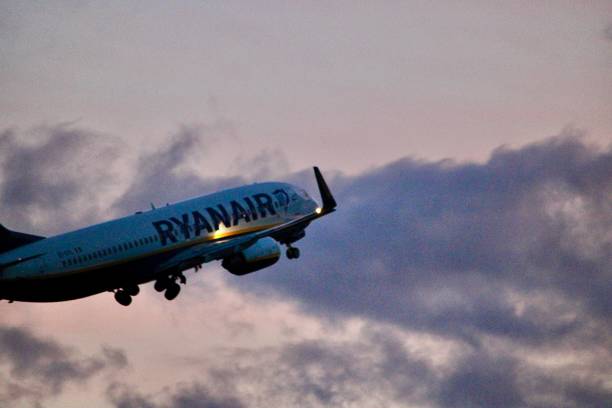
1;2;611;407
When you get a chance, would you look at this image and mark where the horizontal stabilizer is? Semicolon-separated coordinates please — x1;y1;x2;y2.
0;224;45;254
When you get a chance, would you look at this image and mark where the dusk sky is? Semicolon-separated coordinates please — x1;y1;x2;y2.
1;2;612;407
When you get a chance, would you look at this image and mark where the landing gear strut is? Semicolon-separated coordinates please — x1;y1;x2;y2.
124;285;140;296
286;246;300;260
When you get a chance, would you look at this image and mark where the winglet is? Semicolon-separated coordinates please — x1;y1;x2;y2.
314;167;337;213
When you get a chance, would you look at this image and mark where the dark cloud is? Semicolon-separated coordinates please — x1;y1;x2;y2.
107;382;245;408
438;353;524;408
106;384;158;408
221;133;612;406
2;126;612;407
106;326;433;407
0;125;121;234
250;134;612;343
106;323;612;408
0;123;250;233
0;325;127;407
112;125;245;214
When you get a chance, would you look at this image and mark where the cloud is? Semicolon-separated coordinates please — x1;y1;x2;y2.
0;123;262;232
1;126;611;407
217;132;612;406
107;382;245;408
0;125;123;233
105;326;434;408
438;352;524;407
0;325;127;407
111;125;245;214
104;320;612;408
110;124;289;215
251;133;612;343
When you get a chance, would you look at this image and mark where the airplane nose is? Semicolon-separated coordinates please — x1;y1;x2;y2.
308;199;319;212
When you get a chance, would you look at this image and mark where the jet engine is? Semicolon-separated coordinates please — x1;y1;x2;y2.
222;237;280;275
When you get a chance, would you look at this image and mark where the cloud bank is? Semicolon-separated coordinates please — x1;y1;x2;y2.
1;126;611;407
0;325;127;407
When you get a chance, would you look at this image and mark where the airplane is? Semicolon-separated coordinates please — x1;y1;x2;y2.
0;167;336;306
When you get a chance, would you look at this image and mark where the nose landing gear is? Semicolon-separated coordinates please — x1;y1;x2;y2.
286;246;300;260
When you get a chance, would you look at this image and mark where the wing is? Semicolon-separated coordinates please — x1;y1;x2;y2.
155;166;337;273
0;253;44;272
0;224;45;254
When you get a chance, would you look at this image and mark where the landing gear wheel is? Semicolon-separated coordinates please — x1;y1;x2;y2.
114;290;132;306
154;278;168;292
286;247;300;259
124;285;140;296
164;282;181;301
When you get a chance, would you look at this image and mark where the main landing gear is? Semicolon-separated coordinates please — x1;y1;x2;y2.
114;284;140;306
286;245;300;260
112;271;187;306
154;272;186;301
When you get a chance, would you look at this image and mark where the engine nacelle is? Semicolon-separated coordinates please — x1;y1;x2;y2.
222;237;281;276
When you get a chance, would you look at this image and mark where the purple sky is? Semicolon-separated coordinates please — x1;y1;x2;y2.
1;2;611;407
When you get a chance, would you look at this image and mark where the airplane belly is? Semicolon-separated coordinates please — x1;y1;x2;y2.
0;256;164;302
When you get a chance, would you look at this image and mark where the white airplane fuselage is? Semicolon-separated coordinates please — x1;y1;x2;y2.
0;180;323;304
